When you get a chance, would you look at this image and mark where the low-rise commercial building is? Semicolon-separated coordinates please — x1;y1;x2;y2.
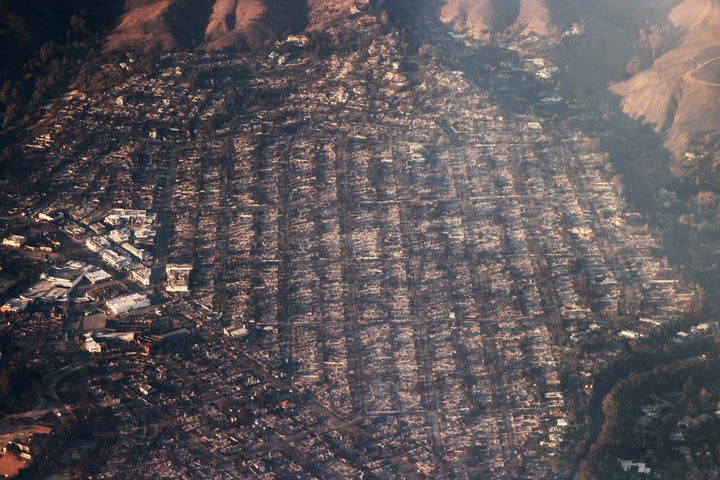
129;265;152;286
2;234;26;248
1;298;28;313
106;293;151;315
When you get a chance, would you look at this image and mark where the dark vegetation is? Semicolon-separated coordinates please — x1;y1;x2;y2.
577;348;720;479
0;334;42;413
0;0;157;158
0;0;124;78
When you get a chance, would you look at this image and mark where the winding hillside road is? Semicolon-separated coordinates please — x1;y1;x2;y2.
688;56;720;86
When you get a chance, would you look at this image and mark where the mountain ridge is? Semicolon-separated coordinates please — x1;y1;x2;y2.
1;0;718;164
104;0;367;52
439;0;553;39
610;0;720;159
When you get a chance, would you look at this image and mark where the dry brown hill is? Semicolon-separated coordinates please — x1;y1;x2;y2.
105;0;214;51
105;0;303;52
307;0;362;31
439;0;553;40
440;0;496;40
14;0;713;163
201;0;305;50
516;0;553;36
438;0;720;161
610;0;720;158
105;0;357;52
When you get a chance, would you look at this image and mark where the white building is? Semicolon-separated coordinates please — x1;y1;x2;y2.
122;242;152;262
224;326;250;338
138;384;153;396
108;229;132;245
37;209;64;222
618;459;651;475
85;236;110;253
96;331;135;342
1;298;28;313
84;267;112;284
82;334;102;353
99;248;132;270
2;235;26;248
106;293;150;315
104;209;156;227
129;265;152;286
133;226;156;244
40;261;88;289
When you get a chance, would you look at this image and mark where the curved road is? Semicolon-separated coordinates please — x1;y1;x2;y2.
687;55;720;87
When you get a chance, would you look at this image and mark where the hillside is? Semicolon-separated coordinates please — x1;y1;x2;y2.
439;0;496;40
2;0;718;164
610;0;720;159
307;0;364;31
105;0;214;51
516;0;553;36
105;0;364;52
0;0;124;77
201;0;306;50
439;0;552;40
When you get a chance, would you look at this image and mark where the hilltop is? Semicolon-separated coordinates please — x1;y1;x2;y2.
104;0;370;51
610;0;720;159
435;0;720;161
440;0;553;39
1;0;719;166
105;0;309;51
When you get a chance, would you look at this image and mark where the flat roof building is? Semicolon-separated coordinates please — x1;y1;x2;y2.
85;267;112;284
122;242;152;262
1;298;28;314
106;293;150;315
104;208;157;227
108;229;132;245
20;281;70;303
2;234;26;248
99;248;132;271
224;326;250;338
133;226;156;242
166;264;192;292
37;209;64;223
41;261;88;289
88;222;106;235
82;334;102;353
86;236;110;252
129;265;152;286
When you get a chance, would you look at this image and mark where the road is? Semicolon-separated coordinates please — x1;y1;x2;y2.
1;354;94;427
205;329;425;478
